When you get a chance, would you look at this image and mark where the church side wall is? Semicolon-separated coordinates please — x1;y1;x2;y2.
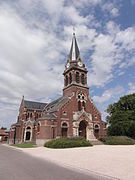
36;120;58;146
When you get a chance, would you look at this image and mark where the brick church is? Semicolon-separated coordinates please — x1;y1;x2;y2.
9;33;106;145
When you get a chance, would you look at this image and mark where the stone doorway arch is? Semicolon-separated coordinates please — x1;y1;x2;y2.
79;120;88;139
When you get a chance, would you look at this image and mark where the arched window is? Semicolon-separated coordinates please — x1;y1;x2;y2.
30;113;32;118
61;122;68;137
94;124;100;133
65;75;68;86
78;101;81;111
95;124;99;129
77;93;87;111
52;127;55;139
36;113;38;118
81;74;85;85
62;122;68;128
77;93;86;100
76;72;79;83
37;123;40;133
69;73;72;84
82;101;86;110
26;113;29;119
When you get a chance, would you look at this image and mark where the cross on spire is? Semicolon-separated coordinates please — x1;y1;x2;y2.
73;27;75;34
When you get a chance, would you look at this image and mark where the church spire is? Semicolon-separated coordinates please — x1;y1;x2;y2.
63;32;88;96
69;33;80;61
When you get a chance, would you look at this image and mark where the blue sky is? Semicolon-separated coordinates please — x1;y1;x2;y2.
0;0;135;129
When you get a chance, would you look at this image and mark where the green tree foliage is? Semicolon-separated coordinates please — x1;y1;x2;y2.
106;93;135;137
0;127;7;130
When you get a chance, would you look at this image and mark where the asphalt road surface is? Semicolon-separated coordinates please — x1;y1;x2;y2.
0;144;114;180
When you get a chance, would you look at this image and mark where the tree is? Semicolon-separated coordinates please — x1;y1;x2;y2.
106;93;135;137
0;127;7;130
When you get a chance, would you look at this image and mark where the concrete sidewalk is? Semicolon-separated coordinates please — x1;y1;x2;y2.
14;145;135;180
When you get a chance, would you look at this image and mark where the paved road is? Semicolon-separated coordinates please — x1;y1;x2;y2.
0;144;113;180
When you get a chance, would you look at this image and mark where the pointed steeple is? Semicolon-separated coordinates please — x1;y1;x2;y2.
69;33;80;61
63;32;88;96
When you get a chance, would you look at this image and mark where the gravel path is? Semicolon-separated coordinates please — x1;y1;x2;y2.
1;144;104;180
12;145;135;180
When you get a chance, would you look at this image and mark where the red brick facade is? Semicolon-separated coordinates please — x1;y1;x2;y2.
0;129;9;142
9;33;106;145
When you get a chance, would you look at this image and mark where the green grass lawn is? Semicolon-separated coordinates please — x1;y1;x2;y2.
12;143;37;148
99;136;135;145
44;137;92;149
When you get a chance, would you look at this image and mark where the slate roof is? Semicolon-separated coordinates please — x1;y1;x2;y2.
24;100;47;110
23;96;70;121
43;113;57;120
45;96;69;113
11;121;23;127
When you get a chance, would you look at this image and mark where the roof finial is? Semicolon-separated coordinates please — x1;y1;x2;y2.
73;27;75;35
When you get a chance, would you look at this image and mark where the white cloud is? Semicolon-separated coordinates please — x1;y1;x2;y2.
128;57;135;66
87;21;135;87
93;86;124;104
111;8;119;17
101;2;119;17
106;21;120;35
92;86;124;121
116;27;135;51
70;0;102;8
0;5;66;128
128;83;135;94
88;33;119;86
64;6;89;25
41;0;64;15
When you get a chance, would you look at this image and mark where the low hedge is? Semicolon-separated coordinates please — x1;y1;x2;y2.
44;137;92;148
99;136;135;145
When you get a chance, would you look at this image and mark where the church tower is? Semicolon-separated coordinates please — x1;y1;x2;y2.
63;33;89;97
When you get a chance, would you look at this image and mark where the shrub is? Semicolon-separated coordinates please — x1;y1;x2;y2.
98;137;106;143
103;136;135;145
44;137;92;148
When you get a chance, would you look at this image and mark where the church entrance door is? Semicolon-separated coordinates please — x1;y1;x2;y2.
79;120;87;139
25;126;32;141
26;131;31;141
94;124;100;138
